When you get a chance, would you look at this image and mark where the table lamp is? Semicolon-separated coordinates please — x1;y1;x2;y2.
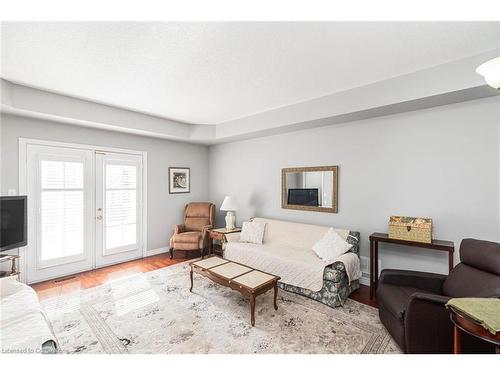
220;196;239;230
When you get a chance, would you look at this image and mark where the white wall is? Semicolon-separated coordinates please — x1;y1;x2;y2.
2;95;499;279
0;114;210;256
209;97;500;276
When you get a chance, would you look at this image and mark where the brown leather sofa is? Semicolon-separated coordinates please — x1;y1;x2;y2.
377;238;500;353
169;202;215;259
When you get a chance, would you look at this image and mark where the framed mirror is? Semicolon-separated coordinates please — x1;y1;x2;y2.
281;166;338;213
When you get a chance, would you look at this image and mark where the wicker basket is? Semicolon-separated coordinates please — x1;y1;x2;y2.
388;216;432;243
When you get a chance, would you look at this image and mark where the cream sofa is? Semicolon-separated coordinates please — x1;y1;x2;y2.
224;217;361;308
0;276;57;353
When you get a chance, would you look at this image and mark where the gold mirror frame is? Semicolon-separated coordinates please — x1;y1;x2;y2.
281;166;338;213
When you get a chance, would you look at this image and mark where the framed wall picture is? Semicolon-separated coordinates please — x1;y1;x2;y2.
169;167;190;194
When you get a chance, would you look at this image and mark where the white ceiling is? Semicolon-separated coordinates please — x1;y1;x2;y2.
2;22;499;125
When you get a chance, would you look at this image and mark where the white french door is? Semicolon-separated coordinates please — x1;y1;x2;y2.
24;142;145;283
95;152;143;267
27;145;94;282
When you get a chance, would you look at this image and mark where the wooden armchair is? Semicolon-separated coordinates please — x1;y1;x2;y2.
169;202;215;259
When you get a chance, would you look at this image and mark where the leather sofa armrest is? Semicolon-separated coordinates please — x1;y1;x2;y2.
404;292;453;353
173;224;185;234
409;292;450;305
379;269;446;294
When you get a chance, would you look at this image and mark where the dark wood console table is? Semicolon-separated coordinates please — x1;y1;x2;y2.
369;232;454;299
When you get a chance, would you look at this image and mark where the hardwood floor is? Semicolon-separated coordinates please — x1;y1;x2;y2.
31;253;188;301
31;253;377;308
350;285;378;308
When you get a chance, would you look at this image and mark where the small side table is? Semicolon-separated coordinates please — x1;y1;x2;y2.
0;254;20;279
207;227;241;256
369;232;454;299
449;307;500;354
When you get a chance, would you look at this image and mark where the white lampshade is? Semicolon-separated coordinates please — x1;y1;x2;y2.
476;57;500;89
220;196;239;211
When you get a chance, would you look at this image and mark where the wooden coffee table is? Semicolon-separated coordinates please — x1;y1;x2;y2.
189;256;280;326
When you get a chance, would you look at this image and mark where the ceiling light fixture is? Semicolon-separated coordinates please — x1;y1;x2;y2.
476;57;500;89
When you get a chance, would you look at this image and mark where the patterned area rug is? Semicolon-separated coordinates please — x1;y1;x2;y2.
41;261;401;354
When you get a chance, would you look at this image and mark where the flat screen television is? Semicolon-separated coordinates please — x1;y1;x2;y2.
287;188;319;206
0;196;27;252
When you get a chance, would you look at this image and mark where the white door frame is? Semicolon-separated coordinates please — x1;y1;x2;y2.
18;138;148;284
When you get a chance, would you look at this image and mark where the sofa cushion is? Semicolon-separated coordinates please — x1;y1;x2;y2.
312;228;352;262
377;284;433;320
240;221;266;244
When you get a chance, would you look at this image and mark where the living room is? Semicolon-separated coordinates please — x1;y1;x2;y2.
1;1;500;373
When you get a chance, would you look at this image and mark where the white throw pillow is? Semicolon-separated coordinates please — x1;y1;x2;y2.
239;221;266;244
312;228;353;263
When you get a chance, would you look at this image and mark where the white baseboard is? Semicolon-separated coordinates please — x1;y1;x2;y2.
359;256;381;287
145;247;169;256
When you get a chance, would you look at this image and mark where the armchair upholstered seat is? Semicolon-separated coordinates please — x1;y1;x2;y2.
377;238;500;354
169;202;215;259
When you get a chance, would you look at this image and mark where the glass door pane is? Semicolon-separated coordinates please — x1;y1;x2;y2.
105;164;137;250
40;160;84;260
95;152;143;267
